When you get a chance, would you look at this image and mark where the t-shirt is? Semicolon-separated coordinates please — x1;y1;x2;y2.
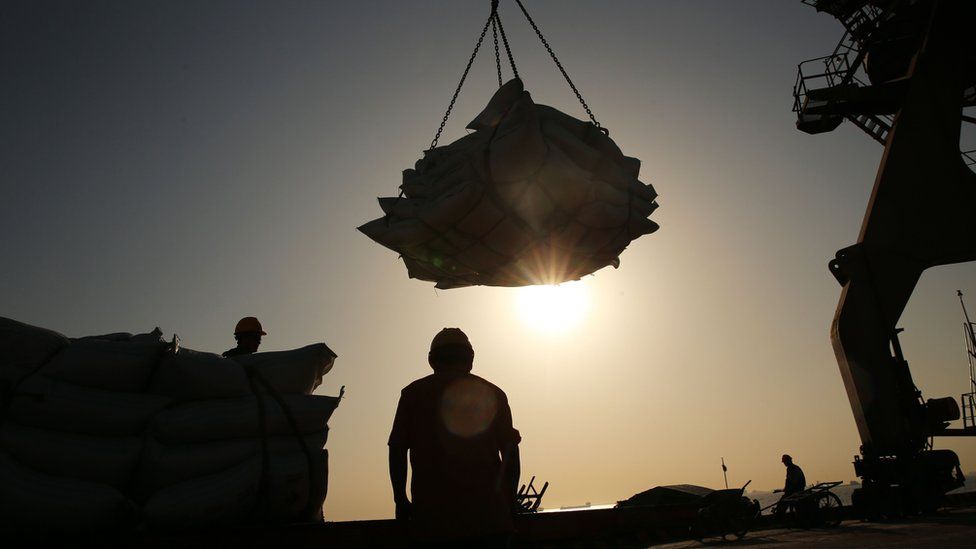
785;464;806;495
389;370;520;540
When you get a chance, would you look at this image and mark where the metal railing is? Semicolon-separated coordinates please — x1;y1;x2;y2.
962;392;976;430
793;53;855;114
792;16;873;118
966;321;976;394
793;2;886;127
962;318;976;429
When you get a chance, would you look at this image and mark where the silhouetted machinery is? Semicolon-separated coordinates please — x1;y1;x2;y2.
793;0;976;515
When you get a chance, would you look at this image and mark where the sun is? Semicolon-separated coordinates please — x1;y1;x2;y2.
516;281;590;334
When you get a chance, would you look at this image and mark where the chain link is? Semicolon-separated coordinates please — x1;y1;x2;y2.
428;12;495;150
493;11;519;81
491;17;502;87
431;0;599;150
513;0;602;131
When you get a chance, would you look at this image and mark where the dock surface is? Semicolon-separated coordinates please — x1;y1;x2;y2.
656;507;976;548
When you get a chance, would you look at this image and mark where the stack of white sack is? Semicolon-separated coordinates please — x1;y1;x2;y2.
0;317;339;535
359;78;659;289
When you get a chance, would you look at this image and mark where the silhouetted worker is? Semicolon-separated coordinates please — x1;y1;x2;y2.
222;316;266;358
775;454;806;518
781;454;806;495
389;328;521;548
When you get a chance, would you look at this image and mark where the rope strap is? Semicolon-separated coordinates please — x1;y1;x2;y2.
244;367;273;518
249;369;323;520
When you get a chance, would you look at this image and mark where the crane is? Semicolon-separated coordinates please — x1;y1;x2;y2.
793;0;976;515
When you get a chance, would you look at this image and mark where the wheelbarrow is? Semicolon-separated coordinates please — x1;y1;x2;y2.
689;480;760;541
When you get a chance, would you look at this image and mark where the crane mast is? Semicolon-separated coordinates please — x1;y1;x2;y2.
794;0;976;514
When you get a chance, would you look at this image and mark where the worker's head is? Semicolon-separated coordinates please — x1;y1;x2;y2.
782;454;793;466
428;328;474;372
234;316;266;353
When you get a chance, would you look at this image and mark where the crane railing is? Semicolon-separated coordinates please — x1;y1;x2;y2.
963;321;976;429
792;53;855;115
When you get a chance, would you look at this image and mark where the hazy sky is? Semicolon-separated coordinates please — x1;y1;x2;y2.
2;1;975;521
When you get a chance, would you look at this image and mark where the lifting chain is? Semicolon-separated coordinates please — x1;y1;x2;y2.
429;0;602;151
494;7;519;82
513;0;604;132
428;11;494;151
492;17;502;87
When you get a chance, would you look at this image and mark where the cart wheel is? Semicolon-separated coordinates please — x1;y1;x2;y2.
786;502;803;529
728;515;753;539
728;504;759;539
816;491;843;527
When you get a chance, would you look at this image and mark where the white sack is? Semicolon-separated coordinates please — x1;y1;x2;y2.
0;421;142;490
0;451;132;534
75;332;134;342
143;456;261;529
0;317;69;370
42;337;167;392
0;364;35;385
134;432;327;495
309;449;329;521
73;328;166;344
9;375;172;436
150;347;251;401
152;394;339;443
265;450;330;521
232;343;337;395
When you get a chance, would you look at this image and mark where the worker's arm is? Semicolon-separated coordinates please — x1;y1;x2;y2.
388;391;411;521
388;444;411;520
496;394;522;511
502;440;521;511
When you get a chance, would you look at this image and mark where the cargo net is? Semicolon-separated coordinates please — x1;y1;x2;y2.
359;2;659;289
0;317;340;535
361;79;658;289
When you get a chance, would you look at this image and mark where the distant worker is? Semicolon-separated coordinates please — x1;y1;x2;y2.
389;328;521;547
775;454;806;518
781;454;806;495
222;316;266;358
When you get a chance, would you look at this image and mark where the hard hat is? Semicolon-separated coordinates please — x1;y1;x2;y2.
430;328;471;352
234;316;267;336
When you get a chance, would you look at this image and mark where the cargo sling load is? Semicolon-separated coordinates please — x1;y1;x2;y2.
0;317;341;535
359;0;659;289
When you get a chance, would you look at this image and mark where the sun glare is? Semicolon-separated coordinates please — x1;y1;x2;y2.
516;281;590;334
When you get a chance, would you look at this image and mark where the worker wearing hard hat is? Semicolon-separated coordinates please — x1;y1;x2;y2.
222;316;266;358
388;328;521;546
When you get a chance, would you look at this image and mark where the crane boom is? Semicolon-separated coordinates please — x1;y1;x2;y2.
795;0;976;514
